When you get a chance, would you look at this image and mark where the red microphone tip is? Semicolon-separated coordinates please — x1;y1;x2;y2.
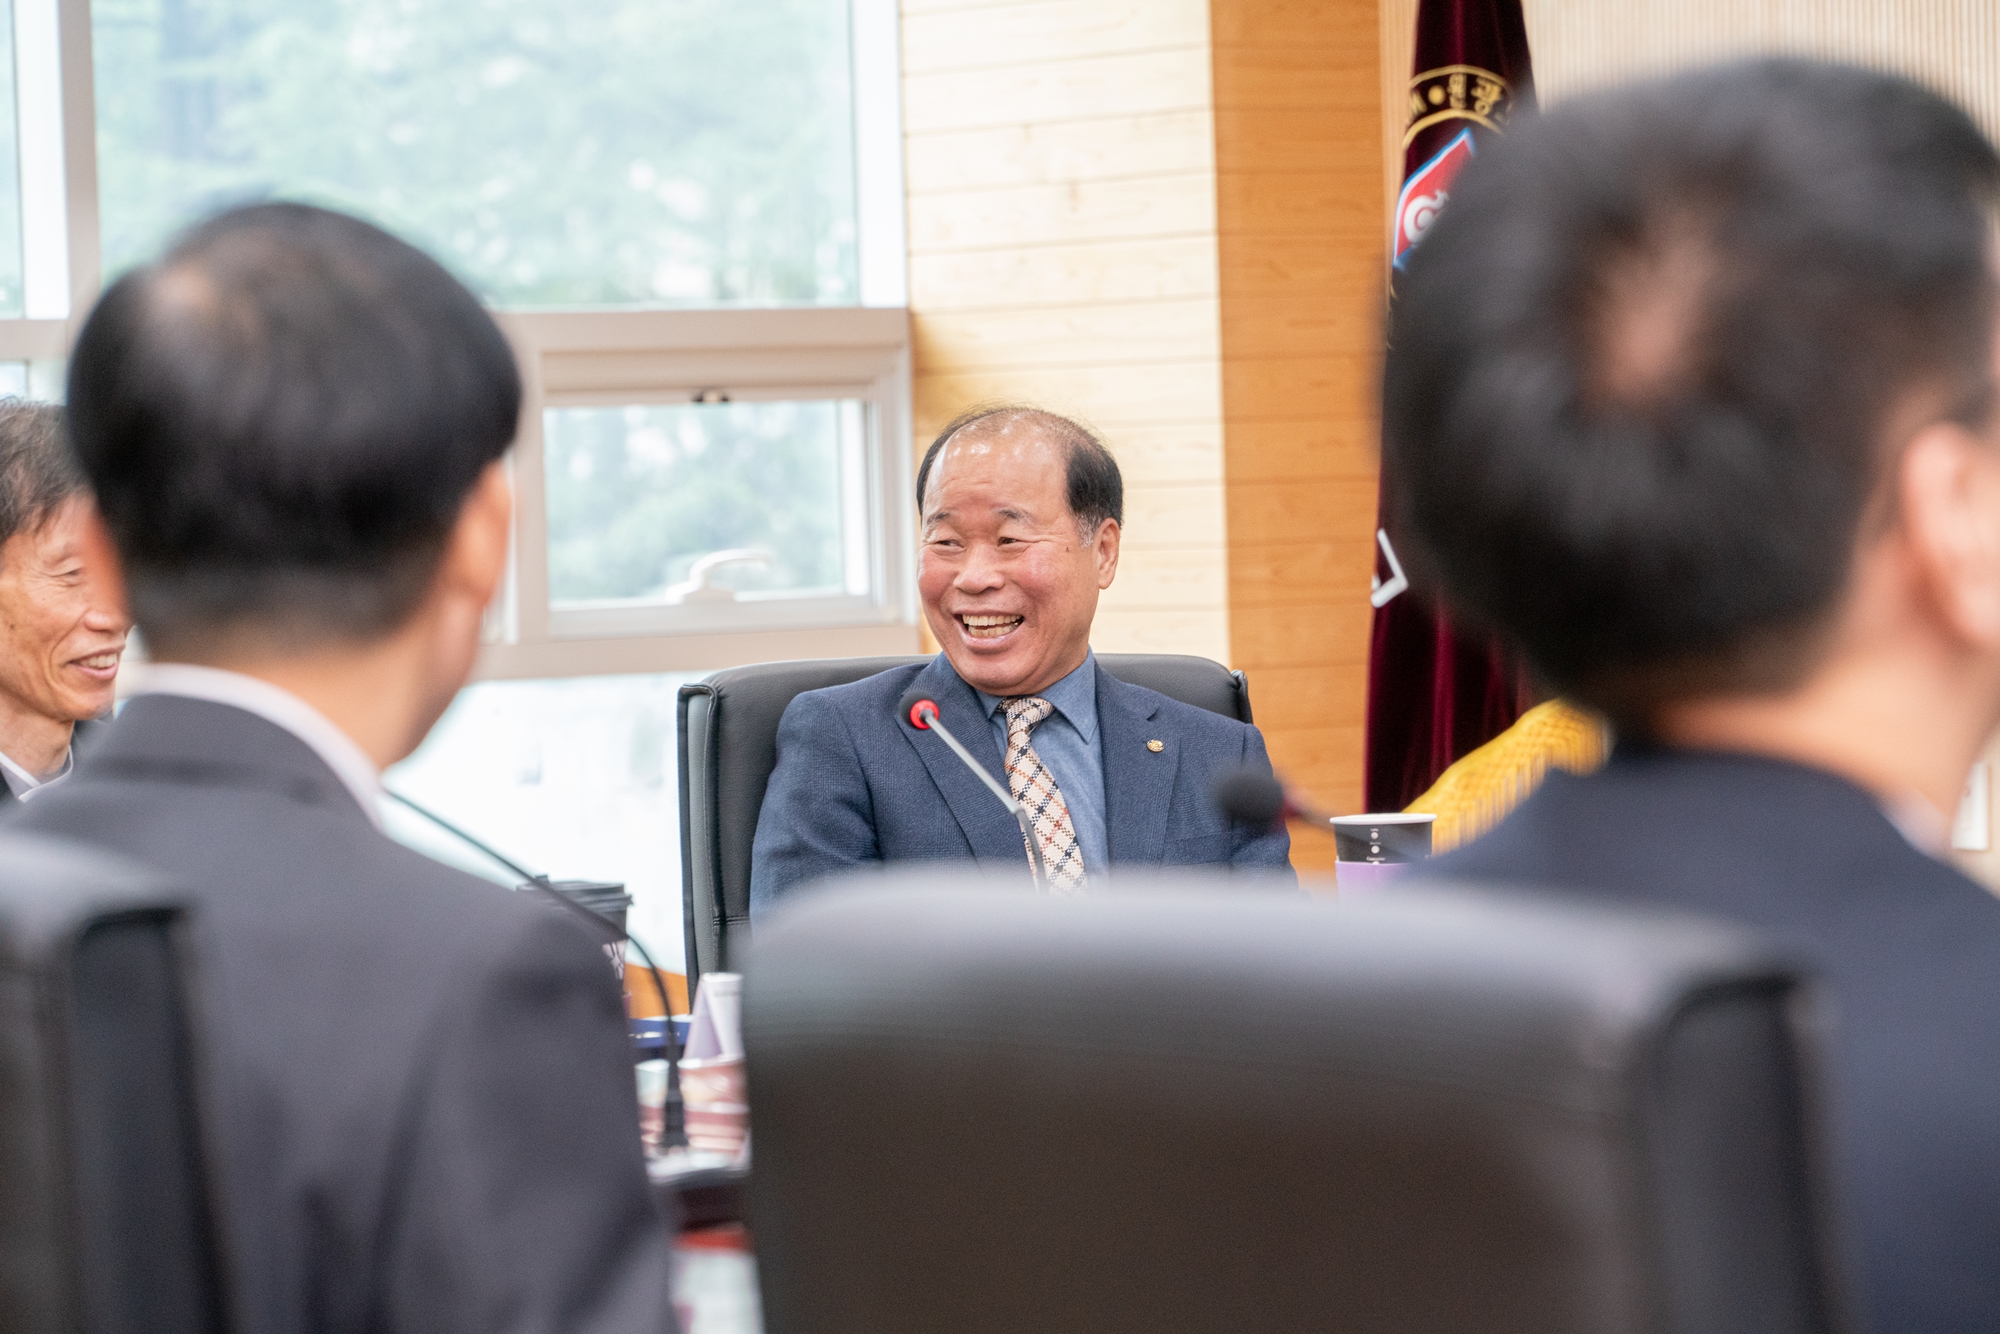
908;699;939;730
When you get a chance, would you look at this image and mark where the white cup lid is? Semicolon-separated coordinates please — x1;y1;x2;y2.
1330;813;1436;826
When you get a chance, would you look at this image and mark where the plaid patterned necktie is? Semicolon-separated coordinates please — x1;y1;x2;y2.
1002;696;1088;893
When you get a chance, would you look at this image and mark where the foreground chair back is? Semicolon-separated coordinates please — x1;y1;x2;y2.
676;653;1252;985
0;831;226;1334
745;875;1846;1334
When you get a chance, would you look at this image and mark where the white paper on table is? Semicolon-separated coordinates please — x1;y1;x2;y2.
684;972;744;1061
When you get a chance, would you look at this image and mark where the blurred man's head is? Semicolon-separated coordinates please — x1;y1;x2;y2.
0;401;128;768
66;202;520;761
916;407;1122;697
1385;60;2000;738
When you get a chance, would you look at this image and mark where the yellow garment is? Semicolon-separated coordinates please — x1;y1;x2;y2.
1405;699;1610;854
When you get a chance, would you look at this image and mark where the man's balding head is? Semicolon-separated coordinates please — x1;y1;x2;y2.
916;406;1123;697
918;407;1123;539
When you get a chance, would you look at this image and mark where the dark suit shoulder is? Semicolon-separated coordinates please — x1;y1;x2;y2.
1435;748;1962;902
782;660;929;719
1092;668;1260;747
1429;746;2000;1331
1122;681;1254;736
15;753;591;989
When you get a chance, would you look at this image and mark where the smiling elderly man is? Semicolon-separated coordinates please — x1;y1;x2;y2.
749;406;1291;911
0;401;127;805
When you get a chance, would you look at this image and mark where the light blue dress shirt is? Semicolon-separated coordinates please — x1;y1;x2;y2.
975;652;1108;877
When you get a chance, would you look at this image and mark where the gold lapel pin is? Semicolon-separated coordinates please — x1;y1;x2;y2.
1146;739;1165;753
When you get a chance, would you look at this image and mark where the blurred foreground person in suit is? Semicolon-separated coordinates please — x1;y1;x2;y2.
751;406;1291;913
1387;59;2000;1333
13;204;676;1334
0;401;126;804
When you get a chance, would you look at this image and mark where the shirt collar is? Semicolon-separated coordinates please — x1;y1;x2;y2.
976;651;1099;743
133;663;385;829
0;742;71;799
1883;789;1951;858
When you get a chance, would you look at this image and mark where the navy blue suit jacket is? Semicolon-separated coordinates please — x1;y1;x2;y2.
1432;747;2000;1334
750;654;1292;911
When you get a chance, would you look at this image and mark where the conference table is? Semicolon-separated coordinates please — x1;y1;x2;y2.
674;1222;761;1334
640;969;760;1334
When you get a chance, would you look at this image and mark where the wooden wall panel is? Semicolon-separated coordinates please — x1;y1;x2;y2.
901;0;1230;664
908;236;1218;313
1214;0;1385;868
1527;0;2000;138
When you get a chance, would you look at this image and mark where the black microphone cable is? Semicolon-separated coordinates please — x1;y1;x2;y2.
382;787;685;1076
897;688;1052;892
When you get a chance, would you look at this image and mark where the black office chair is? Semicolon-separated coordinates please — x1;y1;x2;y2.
0;831;227;1334
676;653;1253;986
745;874;1845;1334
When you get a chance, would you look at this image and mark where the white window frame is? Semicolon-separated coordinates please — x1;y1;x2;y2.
17;0;918;682
488;305;917;681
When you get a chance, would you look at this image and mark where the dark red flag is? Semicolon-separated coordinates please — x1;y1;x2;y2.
1365;0;1537;813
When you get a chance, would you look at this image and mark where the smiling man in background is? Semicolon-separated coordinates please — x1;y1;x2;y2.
750;405;1290;913
0;400;128;805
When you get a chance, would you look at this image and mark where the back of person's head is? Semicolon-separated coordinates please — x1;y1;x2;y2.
1383;59;2000;726
66;202;521;657
0;400;80;550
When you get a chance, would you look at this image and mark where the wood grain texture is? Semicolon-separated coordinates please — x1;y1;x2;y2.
902;0;1211;73
904;47;1214;133
903;0;1230;663
913;298;1222;370
1097;547;1231;609
908;235;1220;313
1215;0;1384;820
912;359;1224;430
1526;0;2000;144
905;113;1216;196
907;172;1216;252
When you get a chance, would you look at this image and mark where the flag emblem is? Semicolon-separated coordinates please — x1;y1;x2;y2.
1392;127;1474;269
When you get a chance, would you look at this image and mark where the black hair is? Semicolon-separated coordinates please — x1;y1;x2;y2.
0;400;81;550
66;202;521;652
916;405;1123;537
1383;59;2000;724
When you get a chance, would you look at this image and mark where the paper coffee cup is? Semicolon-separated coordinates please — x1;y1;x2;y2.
1330;813;1435;864
679;1055;749;1159
1331;813;1435;898
1333;859;1412;896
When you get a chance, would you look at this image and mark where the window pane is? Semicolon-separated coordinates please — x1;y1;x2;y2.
91;0;859;308
0;0;23;318
0;358;65;401
545;399;866;607
383;672;697;970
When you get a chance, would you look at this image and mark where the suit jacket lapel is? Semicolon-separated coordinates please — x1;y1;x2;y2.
900;656;1024;861
1098;664;1177;865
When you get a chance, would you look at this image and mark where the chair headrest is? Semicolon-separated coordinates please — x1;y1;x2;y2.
743;873;1843;1334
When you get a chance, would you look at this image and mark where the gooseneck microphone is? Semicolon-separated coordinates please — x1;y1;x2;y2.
383;788;687;1143
897;687;1051;893
1212;768;1340;831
